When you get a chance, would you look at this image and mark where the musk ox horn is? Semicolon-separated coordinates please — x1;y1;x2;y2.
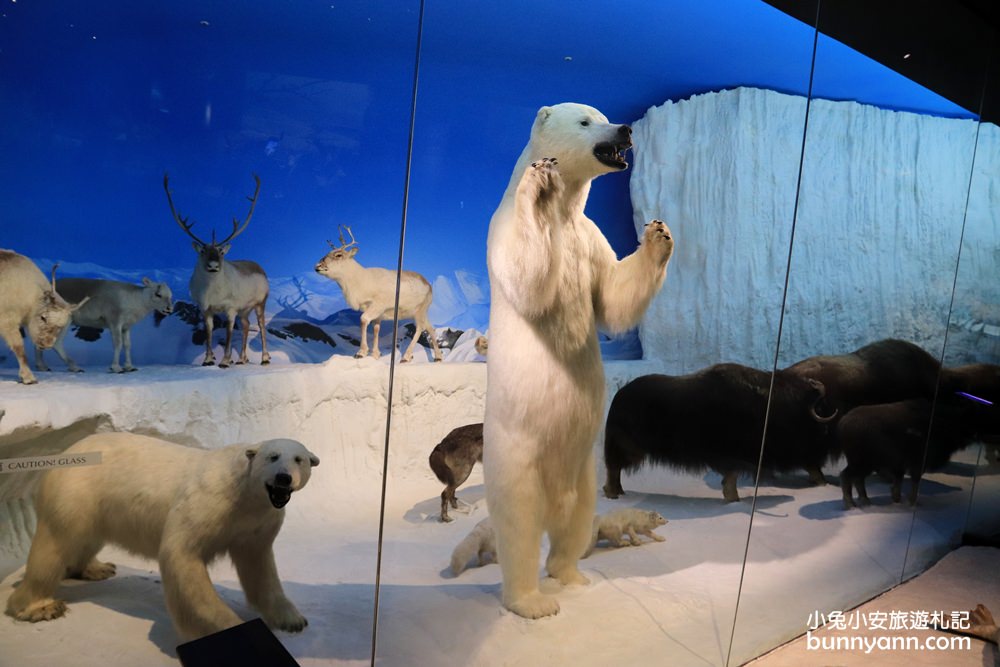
806;378;838;423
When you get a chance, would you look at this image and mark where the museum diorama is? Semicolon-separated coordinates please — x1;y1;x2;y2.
0;1;997;665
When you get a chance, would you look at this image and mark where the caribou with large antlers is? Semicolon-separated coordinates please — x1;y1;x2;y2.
314;226;442;362
164;173;270;367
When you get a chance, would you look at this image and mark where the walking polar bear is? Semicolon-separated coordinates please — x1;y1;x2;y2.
5;432;319;642
484;103;674;618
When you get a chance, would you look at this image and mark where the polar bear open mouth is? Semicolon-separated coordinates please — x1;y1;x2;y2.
266;483;293;508
593;140;631;170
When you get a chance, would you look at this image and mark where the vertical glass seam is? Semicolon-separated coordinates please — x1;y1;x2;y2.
900;34;993;581
370;0;426;663
724;2;821;664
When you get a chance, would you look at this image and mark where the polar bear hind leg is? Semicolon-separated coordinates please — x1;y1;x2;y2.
489;454;560;619
545;452;595;586
6;520;97;622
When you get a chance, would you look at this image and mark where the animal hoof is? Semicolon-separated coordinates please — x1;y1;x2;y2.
440;514;454;523
202;360;215;367
260;359;271;366
354;352;365;359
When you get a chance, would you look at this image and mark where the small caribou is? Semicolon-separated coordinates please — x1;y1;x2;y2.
0;250;85;384
35;277;174;373
164;173;270;368
314;226;442;362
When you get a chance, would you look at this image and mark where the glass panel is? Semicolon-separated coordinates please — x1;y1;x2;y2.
0;2;419;664
730;5;988;665
373;1;814;665
907;47;1000;573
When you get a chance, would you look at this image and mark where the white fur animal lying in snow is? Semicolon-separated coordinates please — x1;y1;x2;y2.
449;517;497;576
583;508;668;558
5;432;319;642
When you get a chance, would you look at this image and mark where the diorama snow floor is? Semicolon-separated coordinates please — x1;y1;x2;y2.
2;458;993;667
0;362;995;666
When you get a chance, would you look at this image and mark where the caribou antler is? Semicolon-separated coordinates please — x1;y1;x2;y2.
164;173;260;247
216;173;261;246
163;173;208;247
326;225;358;251
50;263;59;292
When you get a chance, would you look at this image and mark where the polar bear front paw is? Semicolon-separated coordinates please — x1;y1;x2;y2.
504;591;560;619
518;157;565;214
264;600;308;634
643;219;674;264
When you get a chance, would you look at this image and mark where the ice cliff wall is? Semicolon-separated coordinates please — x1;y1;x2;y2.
631;87;996;371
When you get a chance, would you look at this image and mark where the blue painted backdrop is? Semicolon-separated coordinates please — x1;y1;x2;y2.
1;0;971;285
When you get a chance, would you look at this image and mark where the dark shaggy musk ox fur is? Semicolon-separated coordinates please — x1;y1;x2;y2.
428;423;484;522
782;338;943;483
603;363;836;502
838;394;1000;509
940;363;1000;462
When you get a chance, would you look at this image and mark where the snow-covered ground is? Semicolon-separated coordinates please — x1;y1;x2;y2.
0;360;995;666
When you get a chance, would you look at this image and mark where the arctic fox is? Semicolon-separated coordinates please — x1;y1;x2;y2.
584;508;667;558
450;517;496;576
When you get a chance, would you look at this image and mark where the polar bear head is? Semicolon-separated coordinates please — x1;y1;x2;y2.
528;103;632;180
245;439;320;509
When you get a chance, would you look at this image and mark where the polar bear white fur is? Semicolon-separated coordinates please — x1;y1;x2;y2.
5;432;319;642
484;103;674;619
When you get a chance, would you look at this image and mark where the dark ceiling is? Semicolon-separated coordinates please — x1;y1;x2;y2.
766;0;999;122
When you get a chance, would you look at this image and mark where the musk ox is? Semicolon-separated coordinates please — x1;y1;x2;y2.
783;338;943;482
603;363;836;502
940;363;1000;463
838;394;1000;509
939;363;1000;401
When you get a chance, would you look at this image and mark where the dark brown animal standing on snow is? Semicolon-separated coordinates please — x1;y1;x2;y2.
603;363;836;502
838;394;1000;509
429;423;484;522
783;338;943;483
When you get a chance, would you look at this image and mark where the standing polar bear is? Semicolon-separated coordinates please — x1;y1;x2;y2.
5;432;319;642
484;103;674;618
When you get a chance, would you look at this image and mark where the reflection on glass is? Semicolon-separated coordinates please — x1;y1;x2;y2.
730;20;986;667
